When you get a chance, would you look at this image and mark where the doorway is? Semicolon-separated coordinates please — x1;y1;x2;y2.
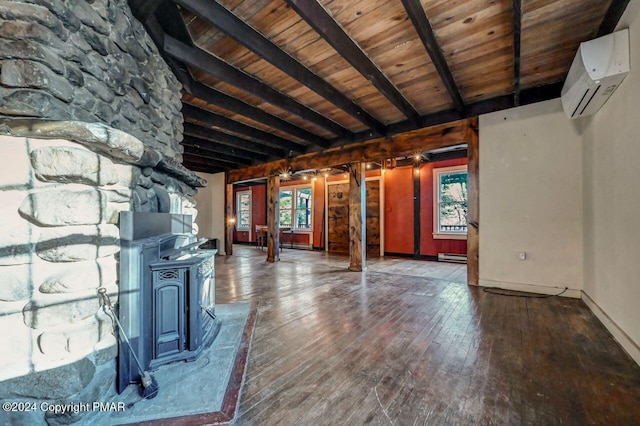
325;177;383;257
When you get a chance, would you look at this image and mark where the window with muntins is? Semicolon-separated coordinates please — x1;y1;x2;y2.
236;191;251;229
434;166;468;238
279;186;312;229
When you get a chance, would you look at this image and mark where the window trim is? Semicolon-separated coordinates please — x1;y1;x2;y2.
279;183;313;231
433;165;468;240
236;190;252;231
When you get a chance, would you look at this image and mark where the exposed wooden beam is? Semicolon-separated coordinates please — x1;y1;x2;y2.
172;0;387;134
185;164;226;175
182;103;307;154
183;151;246;167
323;82;562;151
598;0;631;37
183;123;285;158
183;135;268;162
143;12;195;93
128;0;163;23
190;82;330;148
401;0;465;113
512;0;522;106
286;0;420;121
183;138;262;164
227;118;475;182
164;35;351;138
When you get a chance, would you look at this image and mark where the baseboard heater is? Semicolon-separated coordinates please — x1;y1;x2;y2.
438;253;467;263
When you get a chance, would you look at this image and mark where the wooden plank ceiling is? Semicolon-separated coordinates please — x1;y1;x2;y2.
128;0;624;176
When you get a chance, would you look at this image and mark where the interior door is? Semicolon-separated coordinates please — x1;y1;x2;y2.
327;180;381;257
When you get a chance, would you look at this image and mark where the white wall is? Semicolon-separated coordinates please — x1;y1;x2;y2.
580;2;640;364
479;99;584;297
194;172;226;255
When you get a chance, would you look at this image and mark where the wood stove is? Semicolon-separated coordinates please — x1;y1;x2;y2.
117;212;217;393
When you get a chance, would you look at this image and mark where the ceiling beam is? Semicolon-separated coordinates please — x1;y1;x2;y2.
324;81;563;150
227;118;476;182
182;135;269;162
182;103;307;154
183;146;253;166
401;0;465;112
128;0;163;23
185;164;227;175
182;154;232;169
512;0;522;106
286;0;420;121
598;0;631;37
172;0;387;134
183;123;285;158
189;81;331;148
164;35;350;138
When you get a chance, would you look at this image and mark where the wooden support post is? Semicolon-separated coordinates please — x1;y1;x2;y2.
413;165;421;258
266;175;280;262
348;162;366;272
466;121;479;285
225;183;234;256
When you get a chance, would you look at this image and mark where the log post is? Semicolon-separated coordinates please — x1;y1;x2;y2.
348;162;366;271
466;119;479;285
266;174;280;262
225;182;234;256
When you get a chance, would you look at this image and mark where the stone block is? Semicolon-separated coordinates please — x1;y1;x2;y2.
0;20;69;51
0;399;45;425
37;316;100;355
0;135;32;190
0;308;33;372
39;257;117;294
19;187;107;226
63;62;84;86
36;224;119;262
23;0;81;32
1;60;75;103
101;186;133;202
0;39;64;74
74;0;110;35
0;264;32;301
23;290;100;329
130;76;150;104
0;1;66;39
0;357;96;399
68;30;92;52
93;334;117;365
31;145;119;185
150;170;168;185
137;175;154;189
113;164;141;188
0;89;70;120
2;121;146;164
84;75;113;103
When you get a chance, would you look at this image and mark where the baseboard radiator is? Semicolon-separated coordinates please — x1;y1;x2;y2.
438;253;467;263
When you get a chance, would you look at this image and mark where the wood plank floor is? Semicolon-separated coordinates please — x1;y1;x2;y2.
215;246;640;425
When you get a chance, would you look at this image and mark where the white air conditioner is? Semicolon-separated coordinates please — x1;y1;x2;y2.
561;29;630;119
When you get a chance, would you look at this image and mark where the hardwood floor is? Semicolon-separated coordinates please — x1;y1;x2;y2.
215;246;640;425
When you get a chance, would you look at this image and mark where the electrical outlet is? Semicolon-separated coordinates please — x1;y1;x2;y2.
519;252;527;261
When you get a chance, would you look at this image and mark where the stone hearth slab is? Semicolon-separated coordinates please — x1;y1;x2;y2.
97;302;255;425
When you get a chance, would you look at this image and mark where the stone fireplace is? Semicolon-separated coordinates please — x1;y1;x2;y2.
0;1;205;424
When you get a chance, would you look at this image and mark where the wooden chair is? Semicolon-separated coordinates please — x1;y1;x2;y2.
255;225;267;250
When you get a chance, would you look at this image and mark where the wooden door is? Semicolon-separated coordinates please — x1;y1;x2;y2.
327;180;381;257
327;183;349;253
366;180;380;257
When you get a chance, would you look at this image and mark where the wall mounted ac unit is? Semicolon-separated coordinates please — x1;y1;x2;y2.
561;29;630;119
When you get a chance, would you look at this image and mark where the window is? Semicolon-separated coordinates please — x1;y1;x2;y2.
236;190;251;229
279;186;312;229
434;165;467;238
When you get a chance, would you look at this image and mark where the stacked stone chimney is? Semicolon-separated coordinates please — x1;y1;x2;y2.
0;1;203;424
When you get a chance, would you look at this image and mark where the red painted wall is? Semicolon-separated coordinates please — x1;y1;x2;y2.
384;166;414;254
233;185;267;243
420;158;468;257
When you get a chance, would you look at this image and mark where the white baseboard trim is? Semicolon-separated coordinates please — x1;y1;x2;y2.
581;291;640;366
478;279;581;299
